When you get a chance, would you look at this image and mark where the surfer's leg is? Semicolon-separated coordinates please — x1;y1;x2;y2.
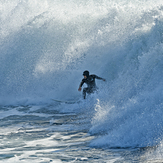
83;87;97;99
83;88;88;99
87;87;96;94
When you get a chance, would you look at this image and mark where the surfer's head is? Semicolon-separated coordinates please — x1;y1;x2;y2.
83;70;89;78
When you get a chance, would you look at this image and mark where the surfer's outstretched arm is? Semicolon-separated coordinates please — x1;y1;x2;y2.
94;75;106;81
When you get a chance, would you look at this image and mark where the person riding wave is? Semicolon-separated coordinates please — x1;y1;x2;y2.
78;70;106;99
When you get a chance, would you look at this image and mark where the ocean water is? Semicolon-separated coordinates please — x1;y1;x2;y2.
1;0;163;162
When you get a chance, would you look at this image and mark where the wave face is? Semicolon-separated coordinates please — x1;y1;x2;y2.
1;0;163;148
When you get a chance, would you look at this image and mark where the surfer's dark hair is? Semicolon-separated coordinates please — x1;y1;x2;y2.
83;70;89;77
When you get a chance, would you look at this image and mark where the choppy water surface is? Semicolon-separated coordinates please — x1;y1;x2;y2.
0;102;162;163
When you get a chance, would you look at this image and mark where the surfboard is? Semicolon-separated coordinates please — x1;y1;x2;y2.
52;99;78;104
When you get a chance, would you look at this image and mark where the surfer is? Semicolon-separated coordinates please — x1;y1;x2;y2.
78;70;106;99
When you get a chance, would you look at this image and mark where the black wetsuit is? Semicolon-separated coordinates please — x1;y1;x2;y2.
79;74;104;99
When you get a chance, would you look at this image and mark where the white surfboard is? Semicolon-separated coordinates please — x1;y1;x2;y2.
52;99;79;104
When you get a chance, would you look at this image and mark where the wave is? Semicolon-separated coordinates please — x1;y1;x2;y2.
1;0;163;148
